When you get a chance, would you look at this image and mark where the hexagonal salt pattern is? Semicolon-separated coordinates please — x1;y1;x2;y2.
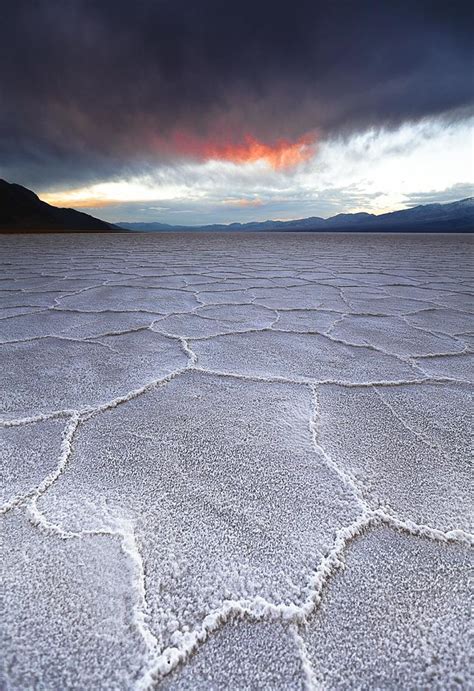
37;371;359;644
1;232;472;688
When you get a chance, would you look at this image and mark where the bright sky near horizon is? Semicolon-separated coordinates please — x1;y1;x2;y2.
40;118;474;224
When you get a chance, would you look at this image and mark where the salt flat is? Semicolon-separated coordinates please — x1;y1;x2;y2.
1;232;473;689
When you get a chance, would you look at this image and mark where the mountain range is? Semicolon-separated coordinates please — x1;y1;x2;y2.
119;198;474;232
0;178;472;232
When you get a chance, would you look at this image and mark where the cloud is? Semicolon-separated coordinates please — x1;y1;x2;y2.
221;198;264;208
1;0;473;188
402;182;474;206
58;117;472;224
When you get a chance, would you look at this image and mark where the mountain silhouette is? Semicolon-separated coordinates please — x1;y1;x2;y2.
119;198;474;232
0;179;119;232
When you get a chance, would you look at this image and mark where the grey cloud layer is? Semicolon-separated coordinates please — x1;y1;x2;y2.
1;0;473;187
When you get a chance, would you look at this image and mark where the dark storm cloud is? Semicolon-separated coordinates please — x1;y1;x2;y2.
1;0;473;187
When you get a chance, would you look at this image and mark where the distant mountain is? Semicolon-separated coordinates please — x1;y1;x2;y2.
2;178;472;233
0;179;120;232
119;198;474;233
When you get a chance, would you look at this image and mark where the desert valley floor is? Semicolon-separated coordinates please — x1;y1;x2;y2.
1;232;473;689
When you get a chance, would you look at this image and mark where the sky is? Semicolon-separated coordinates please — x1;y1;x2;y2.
1;0;473;224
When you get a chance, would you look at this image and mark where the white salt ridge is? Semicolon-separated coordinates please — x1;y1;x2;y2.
1;413;80;516
0;418;65;513
136;511;472;688
290;624;320;690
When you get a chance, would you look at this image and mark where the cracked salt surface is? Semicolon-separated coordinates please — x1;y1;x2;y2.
0;232;472;689
405;307;474;337
37;371;360;640
160;620;306;689
414;351;474;383
2;511;147;689
301;527;473;688
0;309;163;343
192;330;423;383
152;304;275;339
0;418;64;511
1;330;188;418
330;314;465;357
317;383;473;533
59;285;200;313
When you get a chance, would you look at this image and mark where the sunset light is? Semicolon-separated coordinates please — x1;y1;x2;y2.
169;132;317;169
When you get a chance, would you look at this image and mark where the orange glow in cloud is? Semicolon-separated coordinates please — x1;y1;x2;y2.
39;193;116;208
206;135;315;168
170;132;316;169
222;197;263;207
